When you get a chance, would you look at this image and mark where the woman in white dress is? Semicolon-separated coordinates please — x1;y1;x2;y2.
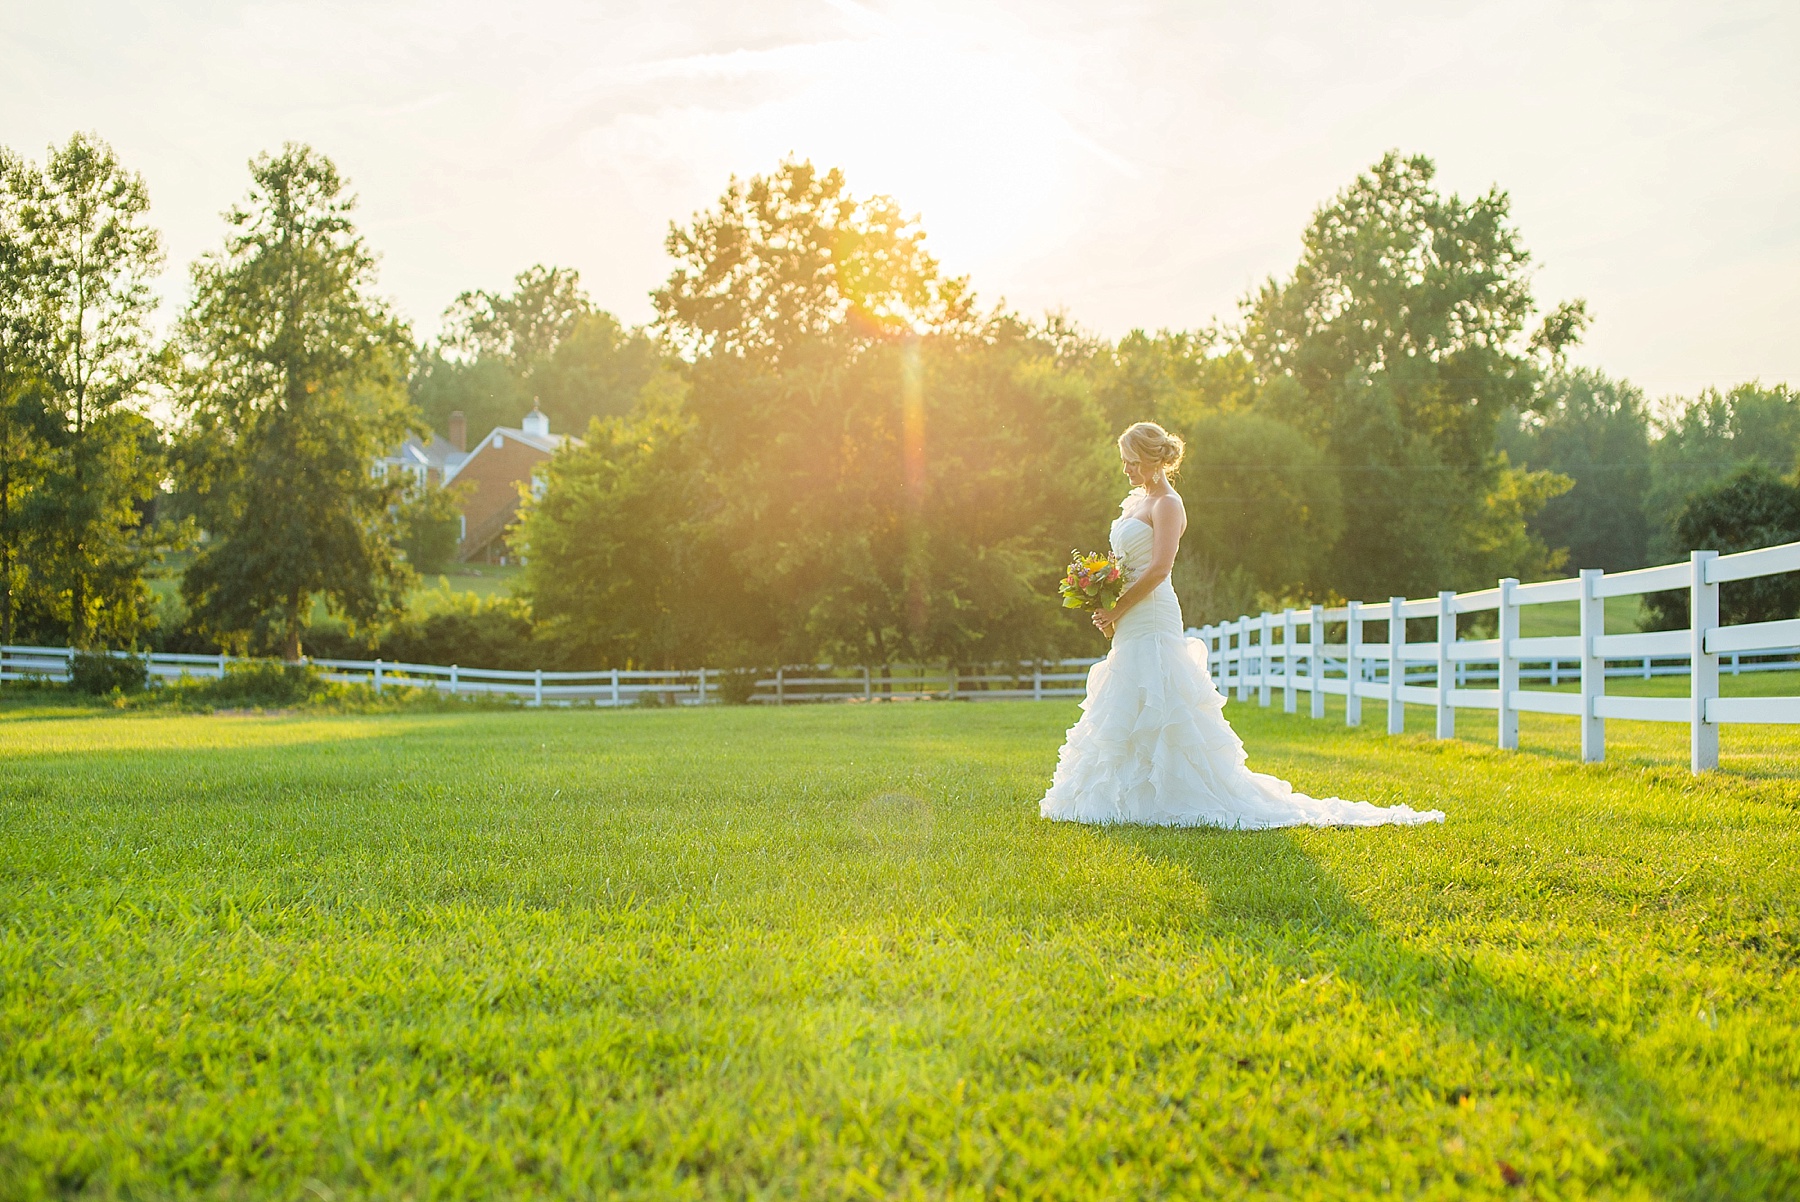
1040;421;1445;829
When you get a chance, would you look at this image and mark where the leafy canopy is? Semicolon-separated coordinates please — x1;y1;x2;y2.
653;160;975;364
9;133;166;647
177;144;415;659
1243;151;1579;595
413;265;666;444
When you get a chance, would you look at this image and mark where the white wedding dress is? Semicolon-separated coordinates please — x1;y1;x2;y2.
1040;502;1445;829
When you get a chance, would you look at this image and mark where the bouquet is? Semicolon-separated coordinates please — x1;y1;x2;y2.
1059;550;1125;611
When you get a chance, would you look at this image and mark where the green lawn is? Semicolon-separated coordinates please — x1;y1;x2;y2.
2;698;1797;1199
1516;594;1647;637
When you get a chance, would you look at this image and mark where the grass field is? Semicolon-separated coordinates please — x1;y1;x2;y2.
2;696;1798;1199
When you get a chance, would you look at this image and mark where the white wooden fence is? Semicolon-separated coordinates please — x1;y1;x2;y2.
8;541;1796;772
0;647;1102;707
1196;543;1800;773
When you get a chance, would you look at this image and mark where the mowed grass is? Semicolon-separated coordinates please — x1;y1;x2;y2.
1;697;1798;1200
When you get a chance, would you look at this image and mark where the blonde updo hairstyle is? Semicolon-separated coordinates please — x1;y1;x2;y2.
1117;421;1185;480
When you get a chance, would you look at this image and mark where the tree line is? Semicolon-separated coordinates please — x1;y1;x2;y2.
1;135;1795;668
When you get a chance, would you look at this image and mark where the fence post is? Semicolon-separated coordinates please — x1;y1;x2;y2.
1345;601;1363;727
1032;662;1042;701
1436;590;1456;739
865;665;873;700
450;664;459;696
777;666;785;707
374;658;384;695
1235;620;1246;700
698;666;707;705
1282;608;1297;714
1580;568;1605;764
611;668;620;706
1257;612;1271;707
1498;577;1520;751
1309;605;1325;719
949;663;958;701
218;652;228;680
532;668;543;707
1691;550;1720;772
1388;596;1405;735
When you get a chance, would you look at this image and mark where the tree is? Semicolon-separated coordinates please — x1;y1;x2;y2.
1243;151;1579;597
1646;382;1800;561
1645;465;1800;629
176;144;415;660
395;479;467;577
1168;409;1343;622
0;148;51;646
1497;368;1652;571
522;162;1114;672
1087;326;1258;434
19;133;165;647
652;159;975;366
518;385;745;668
413;266;667;443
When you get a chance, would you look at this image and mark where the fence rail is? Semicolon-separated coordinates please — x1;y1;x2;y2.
1196;541;1800;773
8;540;1796;772
0;646;1106;707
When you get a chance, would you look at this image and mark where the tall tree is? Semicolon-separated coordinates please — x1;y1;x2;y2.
522;162;1112;671
1645;465;1800;629
1646;382;1800;561
20;132;165;647
177;144;415;660
1243;151;1579;597
0;148;49;646
652;159;976;367
1497;368;1652;571
1087;326;1258;434
443;264;589;373
413;265;667;443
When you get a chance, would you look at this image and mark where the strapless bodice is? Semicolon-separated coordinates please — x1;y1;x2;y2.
1109;516;1154;579
1109;515;1183;641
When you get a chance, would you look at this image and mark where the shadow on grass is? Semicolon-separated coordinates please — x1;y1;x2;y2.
1103;824;1795;1198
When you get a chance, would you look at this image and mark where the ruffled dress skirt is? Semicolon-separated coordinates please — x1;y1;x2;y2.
1040;581;1445;829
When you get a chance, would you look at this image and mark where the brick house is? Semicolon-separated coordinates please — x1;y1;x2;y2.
445;406;577;563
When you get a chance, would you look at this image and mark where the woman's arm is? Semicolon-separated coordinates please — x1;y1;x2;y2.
1094;495;1185;636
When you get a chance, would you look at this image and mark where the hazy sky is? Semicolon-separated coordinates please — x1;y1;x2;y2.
5;0;1796;400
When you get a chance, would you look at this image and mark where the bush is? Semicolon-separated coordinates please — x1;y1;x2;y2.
397;484;469;576
1646;465;1800;629
379;604;538;671
70;651;148;695
713;667;763;705
176;661;325;708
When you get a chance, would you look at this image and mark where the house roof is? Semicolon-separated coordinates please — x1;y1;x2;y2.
444;424;578;483
382;433;470;473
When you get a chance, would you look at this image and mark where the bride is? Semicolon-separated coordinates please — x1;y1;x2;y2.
1040;421;1445;829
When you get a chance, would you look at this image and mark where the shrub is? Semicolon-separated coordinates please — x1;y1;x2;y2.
70;651;149;695
1646;465;1800;629
713;667;763;705
177;661;325;708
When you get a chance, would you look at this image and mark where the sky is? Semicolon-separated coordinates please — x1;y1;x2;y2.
4;0;1796;401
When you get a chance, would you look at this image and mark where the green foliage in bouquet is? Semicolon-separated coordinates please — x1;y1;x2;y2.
1058;550;1124;611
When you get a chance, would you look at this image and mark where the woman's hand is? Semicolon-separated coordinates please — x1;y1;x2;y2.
1092;606;1118;638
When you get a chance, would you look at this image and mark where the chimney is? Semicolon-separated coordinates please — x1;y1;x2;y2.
448;410;466;452
522;403;550;439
